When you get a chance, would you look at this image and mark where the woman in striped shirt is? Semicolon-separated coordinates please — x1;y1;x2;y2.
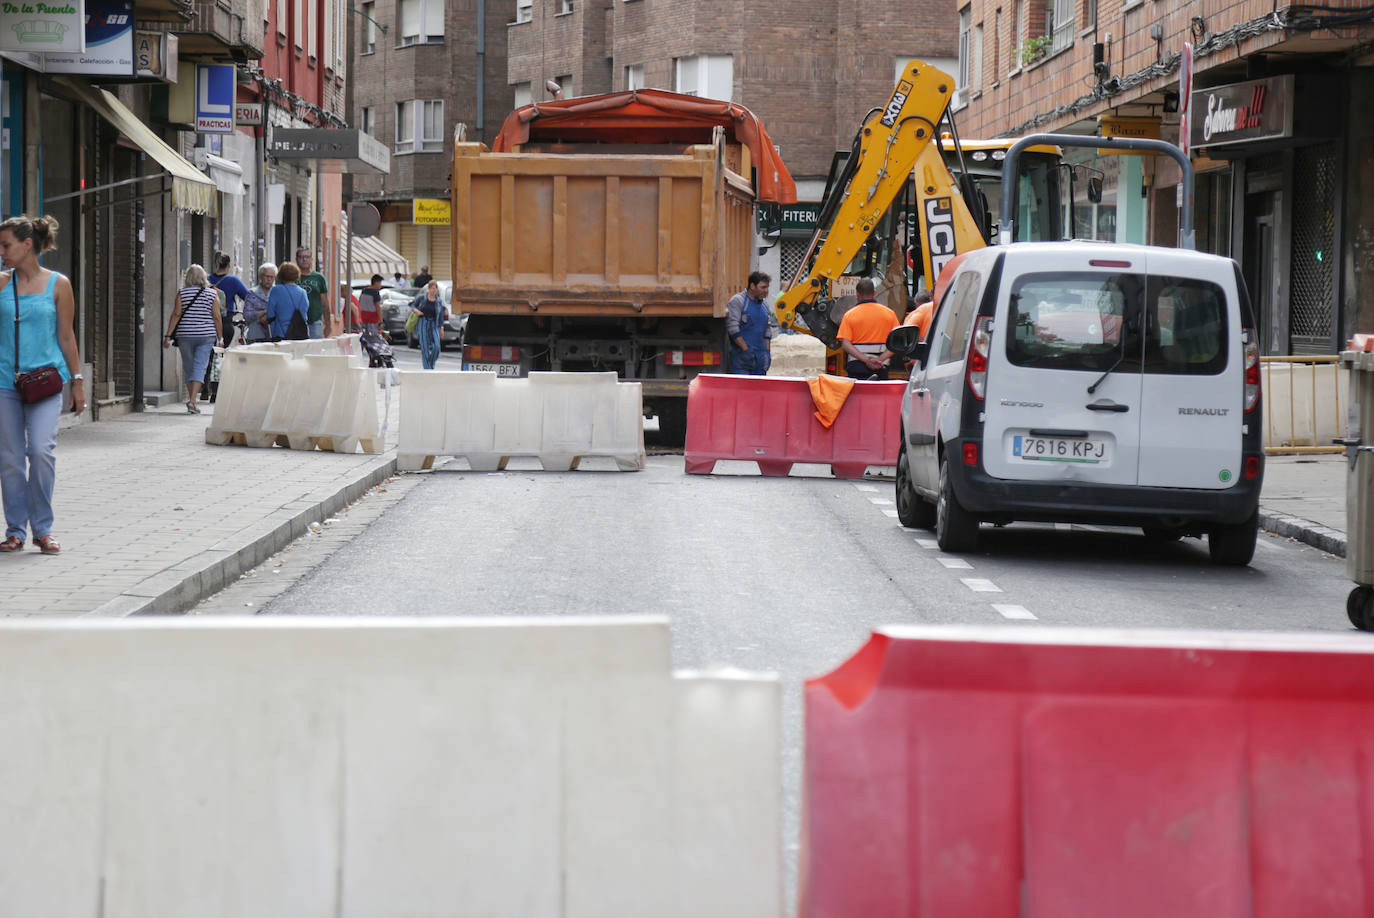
163;264;222;414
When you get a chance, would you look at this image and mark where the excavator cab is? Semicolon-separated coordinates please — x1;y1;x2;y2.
775;59;1065;368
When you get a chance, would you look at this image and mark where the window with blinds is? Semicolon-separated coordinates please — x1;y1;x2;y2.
1051;0;1074;53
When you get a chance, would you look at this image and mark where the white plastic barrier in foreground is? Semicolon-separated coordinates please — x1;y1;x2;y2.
0;618;781;918
207;349;383;453
398;370;646;471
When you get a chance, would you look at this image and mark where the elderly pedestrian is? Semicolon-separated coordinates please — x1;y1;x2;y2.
0;214;85;555
410;280;447;370
242;262;276;342
164;264;223;414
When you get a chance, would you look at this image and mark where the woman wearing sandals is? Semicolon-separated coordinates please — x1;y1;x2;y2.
163;264;223;414
0;214;84;555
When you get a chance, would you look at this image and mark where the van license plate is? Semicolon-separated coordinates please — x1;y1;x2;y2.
1012;435;1110;464
465;362;522;377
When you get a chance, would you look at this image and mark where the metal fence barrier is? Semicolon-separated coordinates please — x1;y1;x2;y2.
1261;355;1345;455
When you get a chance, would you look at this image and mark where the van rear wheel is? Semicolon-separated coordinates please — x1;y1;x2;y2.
896;448;935;529
936;456;979;552
1208;511;1258;566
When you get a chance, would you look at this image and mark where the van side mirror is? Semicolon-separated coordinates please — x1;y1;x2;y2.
886;324;925;360
1088;176;1104;204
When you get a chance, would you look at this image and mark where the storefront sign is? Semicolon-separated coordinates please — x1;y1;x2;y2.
133;29;175;81
235;102;262;126
43;0;131;75
0;0;86;54
269;127;390;174
195;63;235;134
413;198;450;225
757;201;819;234
1190;75;1292;150
1097;115;1161;156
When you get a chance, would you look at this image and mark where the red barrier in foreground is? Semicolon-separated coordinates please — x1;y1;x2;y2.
803;627;1374;917
683;374;903;478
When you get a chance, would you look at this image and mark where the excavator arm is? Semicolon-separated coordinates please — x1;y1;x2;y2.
775;60;991;349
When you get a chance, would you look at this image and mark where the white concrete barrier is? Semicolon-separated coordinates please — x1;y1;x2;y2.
0;618;781;918
397;370;646;471
207;349;383;453
1262;359;1347;450
237;334;367;368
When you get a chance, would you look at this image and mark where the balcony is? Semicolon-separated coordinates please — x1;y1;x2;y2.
140;0;264;62
133;0;194;17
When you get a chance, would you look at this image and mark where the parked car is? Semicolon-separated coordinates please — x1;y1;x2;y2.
886;240;1264;565
383;282;465;349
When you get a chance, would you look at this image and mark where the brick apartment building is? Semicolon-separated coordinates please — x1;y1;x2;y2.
350;0;515;284
506;0;959;286
956;0;1374;354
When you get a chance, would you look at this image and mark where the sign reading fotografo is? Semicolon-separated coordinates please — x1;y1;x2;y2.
413;198;450;225
0;0;86;53
1190;74;1293;150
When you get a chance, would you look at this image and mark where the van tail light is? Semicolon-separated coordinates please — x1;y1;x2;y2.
962;441;980;467
966;316;993;400
1245;455;1261;480
1242;327;1260;413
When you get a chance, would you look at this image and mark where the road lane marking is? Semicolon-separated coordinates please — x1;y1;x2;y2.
882;509;899;518
994;604;1037;620
938;557;973;569
869;497;894;505
854;484;880;492
915;538;939;549
961;578;1003;593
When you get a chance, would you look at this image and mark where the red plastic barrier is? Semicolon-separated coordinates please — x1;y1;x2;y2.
683;374;904;479
803;627;1374;917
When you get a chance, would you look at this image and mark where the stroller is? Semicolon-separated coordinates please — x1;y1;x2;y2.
360;327;396;369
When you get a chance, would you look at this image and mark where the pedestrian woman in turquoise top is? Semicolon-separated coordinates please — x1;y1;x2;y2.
0;215;83;554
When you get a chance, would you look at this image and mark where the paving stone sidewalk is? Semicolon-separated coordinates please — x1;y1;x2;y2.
0;386;400;617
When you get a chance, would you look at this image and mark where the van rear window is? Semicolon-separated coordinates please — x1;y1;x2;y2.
1005;272;1228;376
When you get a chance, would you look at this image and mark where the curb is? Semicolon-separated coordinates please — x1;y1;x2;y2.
85;456;399;617
1258;507;1347;559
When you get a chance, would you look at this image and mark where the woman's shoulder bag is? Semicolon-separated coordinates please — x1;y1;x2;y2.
12;274;63;404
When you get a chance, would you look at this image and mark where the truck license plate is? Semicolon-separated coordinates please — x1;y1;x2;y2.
1012;435;1110;464
465;362;521;377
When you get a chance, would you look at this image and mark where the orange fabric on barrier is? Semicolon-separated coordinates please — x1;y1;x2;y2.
807;374;856;429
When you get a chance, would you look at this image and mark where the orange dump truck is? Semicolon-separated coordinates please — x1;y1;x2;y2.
451;89;796;443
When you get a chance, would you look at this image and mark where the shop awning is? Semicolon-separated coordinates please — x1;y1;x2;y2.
200;153;245;196
343;229;408;279
58;77;217;214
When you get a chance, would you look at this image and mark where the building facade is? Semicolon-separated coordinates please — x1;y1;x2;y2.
955;0;1374;355
0;0;360;417
349;0;515;285
505;0;959;287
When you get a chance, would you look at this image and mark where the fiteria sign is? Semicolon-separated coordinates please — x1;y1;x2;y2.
1190;75;1292;150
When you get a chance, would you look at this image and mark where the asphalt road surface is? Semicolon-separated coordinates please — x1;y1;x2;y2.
247;454;1356;907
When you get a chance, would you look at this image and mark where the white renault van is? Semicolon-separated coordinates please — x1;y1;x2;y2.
888;240;1264;565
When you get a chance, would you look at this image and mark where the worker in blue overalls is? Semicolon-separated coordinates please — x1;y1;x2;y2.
726;271;777;374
